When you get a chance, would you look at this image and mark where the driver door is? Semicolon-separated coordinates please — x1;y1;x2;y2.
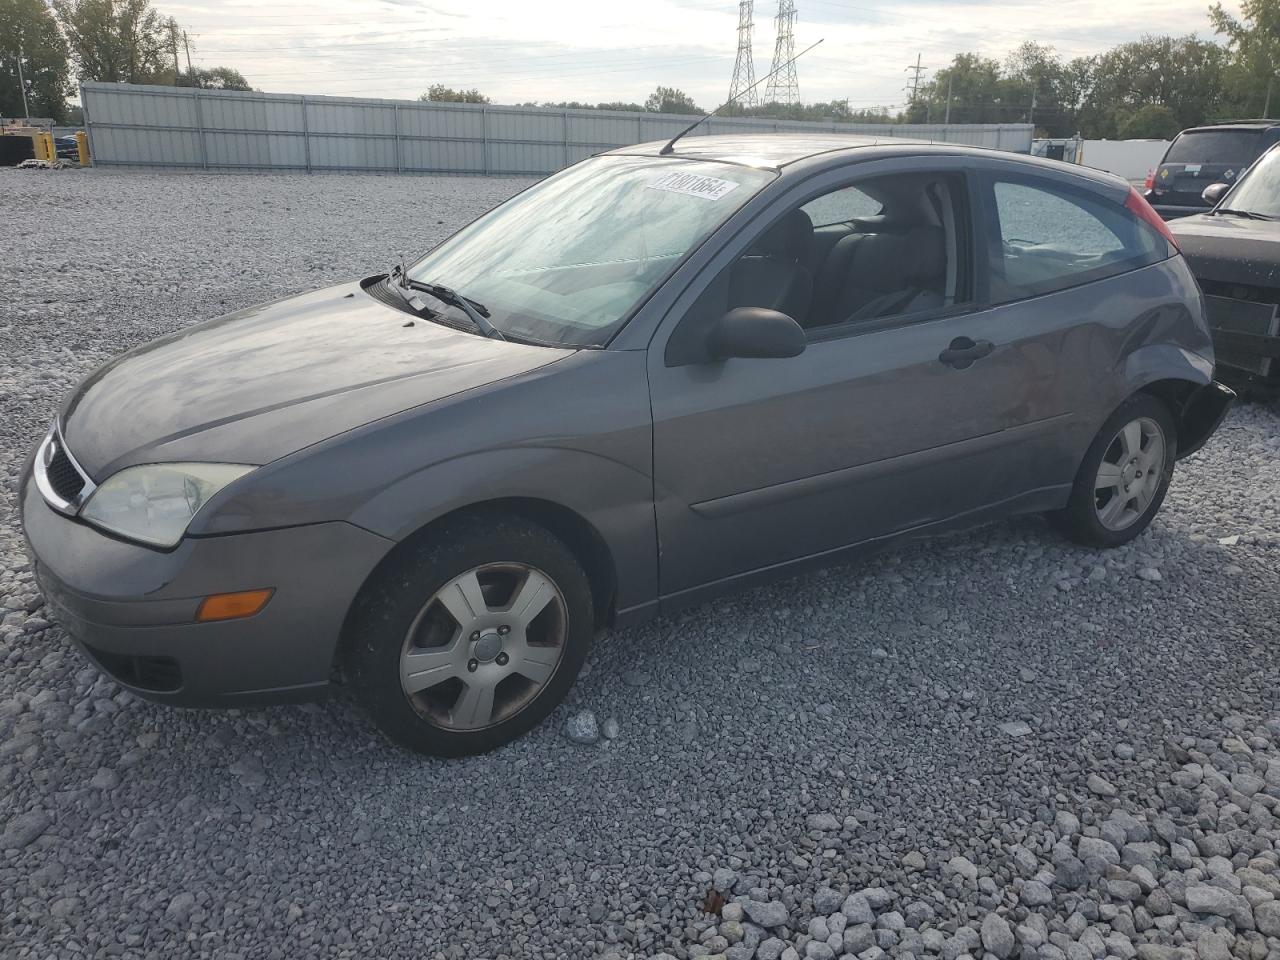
647;161;1039;605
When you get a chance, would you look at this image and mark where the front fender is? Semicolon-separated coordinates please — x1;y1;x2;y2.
348;445;658;613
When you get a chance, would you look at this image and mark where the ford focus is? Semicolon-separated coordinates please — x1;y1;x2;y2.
21;135;1233;755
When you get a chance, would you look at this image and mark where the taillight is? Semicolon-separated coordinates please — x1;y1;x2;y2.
1125;186;1179;250
1143;168;1155;190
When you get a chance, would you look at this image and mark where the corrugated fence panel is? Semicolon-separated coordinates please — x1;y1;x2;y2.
398;104;485;141
401;137;484;173
82;83;1034;174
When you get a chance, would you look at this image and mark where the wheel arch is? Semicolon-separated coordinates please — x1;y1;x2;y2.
337;497;619;678
1136;377;1233;459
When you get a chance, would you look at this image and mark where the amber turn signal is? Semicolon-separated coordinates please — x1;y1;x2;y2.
195;588;274;622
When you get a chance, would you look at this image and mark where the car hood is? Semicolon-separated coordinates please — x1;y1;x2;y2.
1171;213;1280;288
61;279;573;478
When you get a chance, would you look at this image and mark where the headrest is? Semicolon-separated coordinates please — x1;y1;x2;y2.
849;214;906;233
751;208;814;261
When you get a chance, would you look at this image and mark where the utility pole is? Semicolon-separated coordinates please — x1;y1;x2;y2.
727;1;759;109
1029;86;1037;128
1266;72;1277;119
182;30;198;87
16;43;29;118
905;53;927;117
170;19;181;85
944;74;953;124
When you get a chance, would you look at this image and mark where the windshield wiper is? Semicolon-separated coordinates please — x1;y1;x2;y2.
384;265;506;341
1217;208;1274;220
404;278;505;341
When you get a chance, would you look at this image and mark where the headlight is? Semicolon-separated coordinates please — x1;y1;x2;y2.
80;463;254;548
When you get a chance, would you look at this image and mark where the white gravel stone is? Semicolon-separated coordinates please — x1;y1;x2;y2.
2;168;1279;960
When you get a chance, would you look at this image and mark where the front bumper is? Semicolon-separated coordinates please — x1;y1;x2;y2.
19;476;393;707
1203;294;1280;380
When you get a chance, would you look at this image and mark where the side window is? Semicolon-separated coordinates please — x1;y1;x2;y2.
801;185;880;227
666;171;969;365
985;177;1166;304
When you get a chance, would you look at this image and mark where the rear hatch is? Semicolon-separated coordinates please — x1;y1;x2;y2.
1151;127;1267;211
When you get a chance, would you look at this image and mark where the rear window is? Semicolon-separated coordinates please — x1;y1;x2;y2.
1164;129;1264;164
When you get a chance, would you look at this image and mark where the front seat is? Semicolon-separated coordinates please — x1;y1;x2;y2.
726;209;814;324
825;225;947;326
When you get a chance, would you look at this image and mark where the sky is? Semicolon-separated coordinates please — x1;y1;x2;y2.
165;0;1244;113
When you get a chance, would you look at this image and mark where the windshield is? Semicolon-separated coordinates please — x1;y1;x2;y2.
1164;129;1263;165
1218;144;1280;218
406;155;774;346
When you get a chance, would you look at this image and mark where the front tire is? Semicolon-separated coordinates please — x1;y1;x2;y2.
1051;393;1177;548
346;514;594;756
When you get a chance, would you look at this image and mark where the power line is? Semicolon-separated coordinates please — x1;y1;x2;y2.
764;0;800;105
727;1;759;107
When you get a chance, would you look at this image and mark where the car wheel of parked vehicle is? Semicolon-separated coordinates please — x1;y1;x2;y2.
346;515;593;756
1052;393;1177;548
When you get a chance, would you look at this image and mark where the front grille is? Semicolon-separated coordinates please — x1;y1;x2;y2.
1199;277;1280;307
82;643;183;693
45;440;86;502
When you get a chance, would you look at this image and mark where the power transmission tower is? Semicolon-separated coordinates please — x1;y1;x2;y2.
727;1;759;109
764;0;799;106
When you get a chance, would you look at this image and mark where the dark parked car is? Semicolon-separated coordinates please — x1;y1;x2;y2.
1171;141;1280;395
54;135;79;161
1145;121;1280;219
22;135;1232;755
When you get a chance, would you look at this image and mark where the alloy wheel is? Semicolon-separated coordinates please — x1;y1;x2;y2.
399;563;567;731
1093;416;1166;532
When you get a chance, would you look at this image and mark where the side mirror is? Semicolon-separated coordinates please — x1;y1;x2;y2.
708;307;806;360
1202;182;1230;206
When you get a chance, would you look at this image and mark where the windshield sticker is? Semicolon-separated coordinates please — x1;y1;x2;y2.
1184;163;1202;175
647;172;741;201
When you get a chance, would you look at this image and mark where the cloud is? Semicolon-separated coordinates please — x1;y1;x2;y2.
169;0;1242;111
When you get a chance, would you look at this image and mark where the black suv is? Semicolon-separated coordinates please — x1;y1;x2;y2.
1146;121;1280;219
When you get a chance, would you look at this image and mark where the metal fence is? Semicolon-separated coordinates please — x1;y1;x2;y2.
82;82;1034;176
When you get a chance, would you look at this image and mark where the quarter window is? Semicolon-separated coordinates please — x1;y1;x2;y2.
985;177;1168;304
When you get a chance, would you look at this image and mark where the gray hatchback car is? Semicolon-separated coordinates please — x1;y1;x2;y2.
21;135;1233;755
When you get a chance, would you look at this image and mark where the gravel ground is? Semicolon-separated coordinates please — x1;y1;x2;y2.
2;168;1280;960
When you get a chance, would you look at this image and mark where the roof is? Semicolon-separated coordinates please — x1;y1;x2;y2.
608;133;912;168
1181;120;1280;132
605;132;1131;195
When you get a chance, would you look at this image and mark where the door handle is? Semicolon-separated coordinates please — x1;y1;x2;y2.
938;336;994;370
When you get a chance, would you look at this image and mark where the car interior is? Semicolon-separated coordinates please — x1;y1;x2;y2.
726;172;965;331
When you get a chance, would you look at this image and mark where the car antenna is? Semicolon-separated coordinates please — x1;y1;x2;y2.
659;38;824;156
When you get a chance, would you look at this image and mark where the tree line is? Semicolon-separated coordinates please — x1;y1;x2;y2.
1;0;251;123
906;0;1280;138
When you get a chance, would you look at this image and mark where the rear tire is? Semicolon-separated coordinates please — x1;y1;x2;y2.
1051;393;1177;548
345;514;594;756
